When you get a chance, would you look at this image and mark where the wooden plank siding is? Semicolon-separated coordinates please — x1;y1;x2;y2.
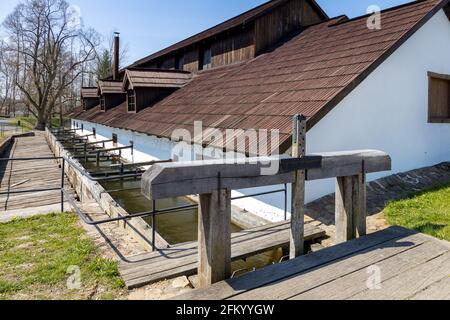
428;72;450;122
102;93;126;112
255;0;322;55
135;0;324;73
133;87;177;113
183;48;200;73
211;27;255;68
83;98;99;111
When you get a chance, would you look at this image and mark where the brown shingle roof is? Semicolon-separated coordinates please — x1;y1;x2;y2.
123;69;192;90
74;0;449;155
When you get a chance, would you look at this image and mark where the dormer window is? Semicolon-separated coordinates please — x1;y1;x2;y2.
127;90;136;112
82;99;86;111
100;96;106;111
175;54;184;71
199;46;212;70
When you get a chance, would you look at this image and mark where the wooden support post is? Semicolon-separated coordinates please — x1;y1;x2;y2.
290;114;306;259
335;176;354;243
353;173;367;238
335;173;367;244
198;188;232;288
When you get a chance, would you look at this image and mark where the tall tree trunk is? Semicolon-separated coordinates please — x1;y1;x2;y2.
35;109;46;130
59;96;63;127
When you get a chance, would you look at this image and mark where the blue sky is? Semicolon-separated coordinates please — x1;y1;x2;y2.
0;0;414;65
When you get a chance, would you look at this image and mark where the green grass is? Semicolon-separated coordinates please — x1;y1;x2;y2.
0;213;125;300
384;183;450;241
8;116;65;131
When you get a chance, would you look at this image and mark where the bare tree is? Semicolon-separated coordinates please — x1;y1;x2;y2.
2;0;100;129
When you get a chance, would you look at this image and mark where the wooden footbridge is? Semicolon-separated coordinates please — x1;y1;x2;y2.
40;123;450;299
138;148;392;289
176;226;450;300
0;132;74;216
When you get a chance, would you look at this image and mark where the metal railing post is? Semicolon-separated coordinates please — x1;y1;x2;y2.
61;158;65;212
284;183;288;221
152;200;157;251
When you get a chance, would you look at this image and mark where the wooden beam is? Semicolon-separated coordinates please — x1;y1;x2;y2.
306;150;391;181
141;150;390;200
290;114;306;258
198;189;232;288
141;156;320;200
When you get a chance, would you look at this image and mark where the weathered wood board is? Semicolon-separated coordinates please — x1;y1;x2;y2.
174;227;450;300
0;133;74;212
119;221;325;289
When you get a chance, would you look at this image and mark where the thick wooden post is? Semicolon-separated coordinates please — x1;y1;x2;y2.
198;188;232;288
290;114;306;258
353;173;367;238
335;173;367;244
335;176;354;243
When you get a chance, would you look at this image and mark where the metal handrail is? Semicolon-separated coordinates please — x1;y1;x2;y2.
72;139;114;147
86;144;133;154
47;131;290;251
0;156;66;213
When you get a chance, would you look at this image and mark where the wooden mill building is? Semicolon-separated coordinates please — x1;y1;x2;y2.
70;0;450;221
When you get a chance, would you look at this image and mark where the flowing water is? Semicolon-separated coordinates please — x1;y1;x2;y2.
67;144;283;273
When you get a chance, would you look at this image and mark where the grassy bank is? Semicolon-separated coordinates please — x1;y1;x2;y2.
8;116;66;132
384;183;450;241
0;213;125;300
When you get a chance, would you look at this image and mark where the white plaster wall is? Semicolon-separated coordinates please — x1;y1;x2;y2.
71;120;175;165
306;9;450;202
71;10;450;222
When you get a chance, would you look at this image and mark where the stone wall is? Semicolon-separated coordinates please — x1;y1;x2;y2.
307;162;450;227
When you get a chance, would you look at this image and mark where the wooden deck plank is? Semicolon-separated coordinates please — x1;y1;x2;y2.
119;221;326;289
349;251;450;300
173;227;416;300
410;276;450;300
232;232;429;300
0;133;71;212
291;241;449;300
174;227;450;300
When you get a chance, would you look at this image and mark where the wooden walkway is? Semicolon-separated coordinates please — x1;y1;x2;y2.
176;226;450;300
119;221;326;289
0;132;73;213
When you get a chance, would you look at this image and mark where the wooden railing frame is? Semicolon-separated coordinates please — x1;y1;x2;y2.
140;149;391;288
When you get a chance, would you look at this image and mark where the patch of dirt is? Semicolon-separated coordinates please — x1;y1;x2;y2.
128;277;194;300
15;242;33;249
77;202;149;260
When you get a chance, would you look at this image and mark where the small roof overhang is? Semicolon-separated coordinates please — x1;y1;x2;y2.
81;87;99;99
122;68;192;91
98;80;125;95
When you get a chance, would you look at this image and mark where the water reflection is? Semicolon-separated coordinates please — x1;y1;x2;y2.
68;147;283;274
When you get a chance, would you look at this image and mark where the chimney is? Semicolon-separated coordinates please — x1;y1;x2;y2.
113;32;120;80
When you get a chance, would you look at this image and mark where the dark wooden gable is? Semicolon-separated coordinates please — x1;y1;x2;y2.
131;0;327;73
98;80;126;111
122;69;192;113
81;87;99;111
